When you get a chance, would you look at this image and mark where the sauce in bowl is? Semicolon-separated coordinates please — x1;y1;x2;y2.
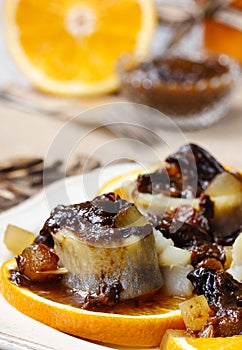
118;54;238;130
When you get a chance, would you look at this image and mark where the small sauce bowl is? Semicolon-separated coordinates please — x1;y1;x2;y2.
118;53;239;130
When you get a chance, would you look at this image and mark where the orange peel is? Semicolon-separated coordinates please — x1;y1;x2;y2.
0;259;185;348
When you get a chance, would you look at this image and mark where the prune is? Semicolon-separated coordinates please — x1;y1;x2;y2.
158;217;225;267
199;307;242;337
187;268;242;310
166;143;225;196
136;143;225;198
160;221;211;249
156;200;213;249
188;267;242;337
154;195;226;267
212;227;241;246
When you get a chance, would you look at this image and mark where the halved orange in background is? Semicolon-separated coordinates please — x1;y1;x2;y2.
3;0;157;96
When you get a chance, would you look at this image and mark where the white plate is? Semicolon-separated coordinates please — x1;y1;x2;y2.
0;164;156;350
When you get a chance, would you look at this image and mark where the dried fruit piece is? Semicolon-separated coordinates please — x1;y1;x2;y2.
16;244;59;282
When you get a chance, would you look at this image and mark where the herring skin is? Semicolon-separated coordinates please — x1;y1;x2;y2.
53;225;163;300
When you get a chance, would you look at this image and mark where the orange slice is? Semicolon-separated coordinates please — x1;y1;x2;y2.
166;335;242;350
0;259;185;347
3;0;157;96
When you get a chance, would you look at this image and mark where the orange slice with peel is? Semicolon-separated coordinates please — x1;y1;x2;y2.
166;335;242;350
0;259;185;348
3;0;157;96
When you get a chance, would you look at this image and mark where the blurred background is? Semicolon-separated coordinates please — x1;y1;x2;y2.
0;0;203;87
0;0;27;87
1;0;241;97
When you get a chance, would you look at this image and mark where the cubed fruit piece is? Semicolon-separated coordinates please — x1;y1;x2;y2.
179;295;211;331
4;224;35;255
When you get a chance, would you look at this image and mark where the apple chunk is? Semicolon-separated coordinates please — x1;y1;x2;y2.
4;224;35;255
205;172;242;236
179;295;211;331
205;172;242;196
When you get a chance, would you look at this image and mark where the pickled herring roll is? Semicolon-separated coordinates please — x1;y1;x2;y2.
39;193;163;305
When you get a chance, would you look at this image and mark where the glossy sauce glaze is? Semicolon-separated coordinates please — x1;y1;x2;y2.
10;269;184;314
